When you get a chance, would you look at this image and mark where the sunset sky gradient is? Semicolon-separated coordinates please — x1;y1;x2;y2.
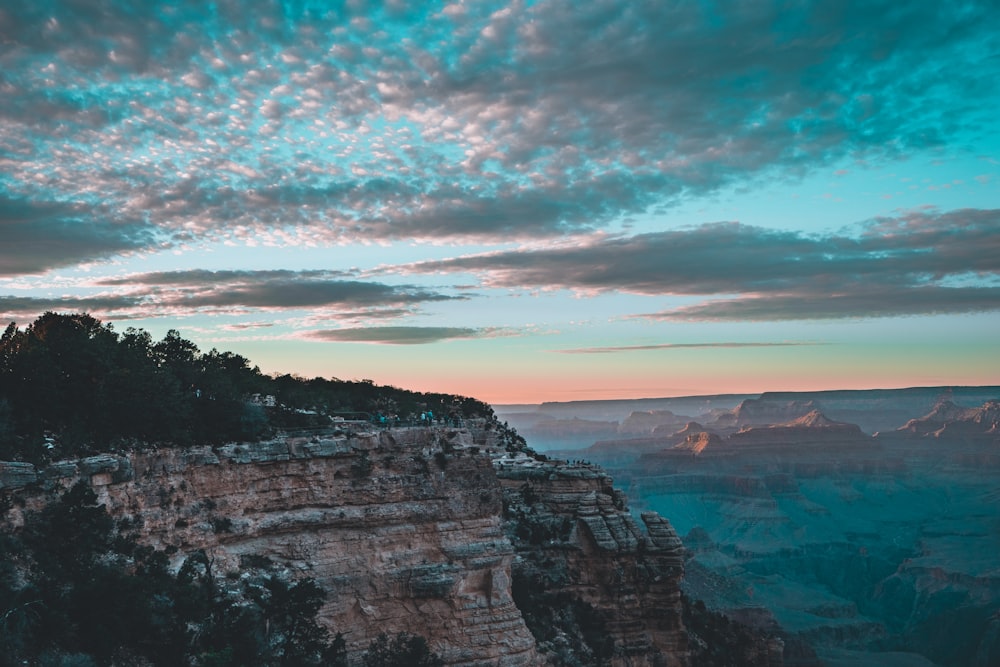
1;0;998;404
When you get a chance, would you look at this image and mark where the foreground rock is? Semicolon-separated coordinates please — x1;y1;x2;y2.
2;426;539;666
2;424;783;666
495;454;691;666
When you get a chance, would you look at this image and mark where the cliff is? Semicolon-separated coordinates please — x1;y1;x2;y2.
575;409;1000;666
494;454;690;667
2;426;538;666
0;425;727;666
892;399;1000;439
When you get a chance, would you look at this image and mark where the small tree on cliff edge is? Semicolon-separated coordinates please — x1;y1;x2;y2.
363;632;443;667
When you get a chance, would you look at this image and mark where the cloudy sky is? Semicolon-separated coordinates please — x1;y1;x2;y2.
2;0;999;404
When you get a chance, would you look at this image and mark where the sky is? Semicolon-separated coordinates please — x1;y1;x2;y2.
1;0;999;405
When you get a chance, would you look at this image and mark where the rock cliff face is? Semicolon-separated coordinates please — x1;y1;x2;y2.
563;405;1000;666
706;399;821;434
0;426;724;667
2;426;540;666
494;454;689;666
893;399;1000;439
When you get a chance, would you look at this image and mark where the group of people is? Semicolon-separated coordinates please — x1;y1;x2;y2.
368;410;465;428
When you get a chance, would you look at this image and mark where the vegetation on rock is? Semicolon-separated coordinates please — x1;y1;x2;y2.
361;632;443;667
681;594;785;667
1;480;341;666
0;312;498;462
0;479;450;667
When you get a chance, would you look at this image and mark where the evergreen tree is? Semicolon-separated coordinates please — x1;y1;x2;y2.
363;632;443;667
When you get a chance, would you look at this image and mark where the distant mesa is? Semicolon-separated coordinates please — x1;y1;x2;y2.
501;387;1000;460
652;418;705;437
893;398;1000;440
664;421;713;439
705;398;823;433
641;410;871;465
727;409;867;446
572;420;717;461
671;430;723;455
784;410;849;429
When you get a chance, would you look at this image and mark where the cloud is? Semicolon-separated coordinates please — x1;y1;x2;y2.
1;0;996;256
101;269;461;311
304;326;483;345
220;321;276;331
555;341;825;354
96;269;353;286
402;208;1000;320
649;286;1000;321
2;270;462;322
0;196;154;276
0;295;141;320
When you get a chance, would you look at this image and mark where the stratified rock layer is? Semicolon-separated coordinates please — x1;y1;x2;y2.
495;454;690;666
570;399;1000;667
2;427;540;666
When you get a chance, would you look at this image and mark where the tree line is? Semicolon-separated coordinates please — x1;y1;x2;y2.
0;312;498;462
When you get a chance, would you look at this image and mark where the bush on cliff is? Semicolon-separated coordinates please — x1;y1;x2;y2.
0;481;347;667
363;632;443;667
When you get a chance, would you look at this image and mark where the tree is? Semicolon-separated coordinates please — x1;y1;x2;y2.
362;632;443;667
152;329;202;404
0;312;504;459
0;321;23;377
4;313;120;453
247;576;344;667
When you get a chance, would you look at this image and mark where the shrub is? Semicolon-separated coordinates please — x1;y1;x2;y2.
363;632;443;667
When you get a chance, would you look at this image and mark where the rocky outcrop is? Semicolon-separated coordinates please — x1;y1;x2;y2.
1;427;540;666
495;454;691;666
893;399;1000;440
727;410;867;447
706;399;822;434
672;431;724;455
1;426;724;666
654;420;712;438
0;460;38;489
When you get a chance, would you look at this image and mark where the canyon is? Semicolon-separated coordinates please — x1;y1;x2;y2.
1;421;709;666
500;387;1000;667
4;384;997;666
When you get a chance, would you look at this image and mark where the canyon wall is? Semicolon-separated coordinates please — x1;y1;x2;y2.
565;403;1000;667
1;425;707;666
2;426;538;666
495;454;690;666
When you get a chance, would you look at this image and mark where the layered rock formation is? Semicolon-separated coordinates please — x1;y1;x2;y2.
637;410;887;480
2;426;540;666
892;399;1000;440
754;387;1000;434
705;399;822;434
2;424;755;667
494;454;690;666
556;399;1000;667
